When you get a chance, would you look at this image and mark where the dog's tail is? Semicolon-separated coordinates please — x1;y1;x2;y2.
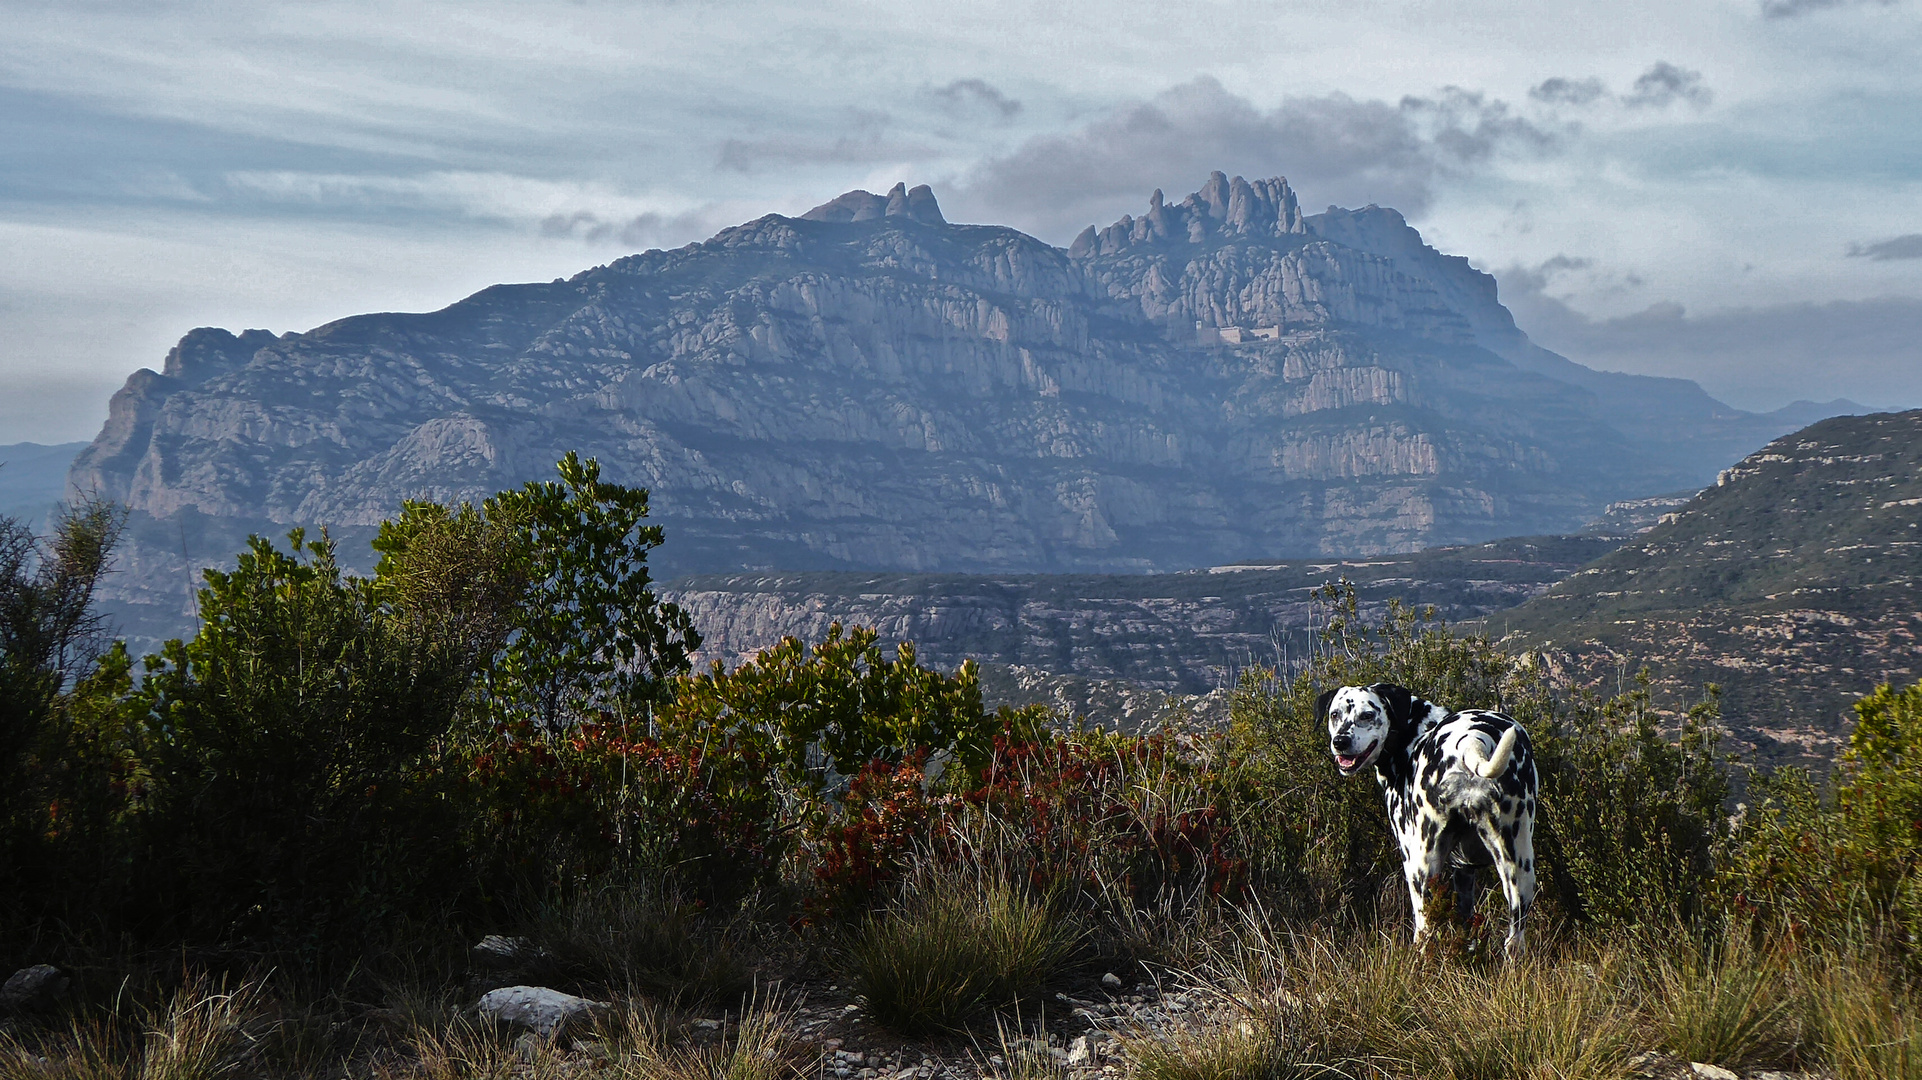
1437;729;1519;817
1467;727;1518;779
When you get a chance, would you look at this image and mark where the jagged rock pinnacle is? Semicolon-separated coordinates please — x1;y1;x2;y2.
1072;171;1305;257
801;182;946;225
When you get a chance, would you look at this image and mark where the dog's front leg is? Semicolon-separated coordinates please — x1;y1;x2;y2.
1400;841;1446;942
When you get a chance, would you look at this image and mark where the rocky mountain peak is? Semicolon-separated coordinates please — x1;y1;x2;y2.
800;182;946;225
162;327;280;382
1068;171;1304;258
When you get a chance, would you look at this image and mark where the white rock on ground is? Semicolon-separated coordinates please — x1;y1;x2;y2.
476;986;610;1038
1689;1064;1739;1080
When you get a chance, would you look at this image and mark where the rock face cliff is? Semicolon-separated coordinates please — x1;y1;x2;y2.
71;173;1814;642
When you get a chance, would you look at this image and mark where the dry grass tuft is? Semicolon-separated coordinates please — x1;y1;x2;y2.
973;1014;1066;1080
1644;927;1800;1070
846;864;1080;1035
1796;943;1922;1080
594;990;811;1080
0;974;266;1080
530;883;757;1002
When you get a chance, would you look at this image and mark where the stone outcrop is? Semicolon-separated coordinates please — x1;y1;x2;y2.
69;172;1827;647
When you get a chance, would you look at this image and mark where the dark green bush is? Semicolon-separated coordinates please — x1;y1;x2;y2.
0;497;131;931
1532;676;1729;927
133;530;477;947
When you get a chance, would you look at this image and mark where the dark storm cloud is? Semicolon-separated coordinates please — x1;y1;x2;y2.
1760;0;1899;18
927;78;1021;122
1848;233;1922;260
948;77;1558;241
1623;62;1713;108
1502;259;1922;410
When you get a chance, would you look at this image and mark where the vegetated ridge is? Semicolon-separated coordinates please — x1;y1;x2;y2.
1496;409;1922;770
70;172;1838;650
665;534;1621;694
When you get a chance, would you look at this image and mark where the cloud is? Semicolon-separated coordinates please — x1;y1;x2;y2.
927;78;1021;122
1848;233;1922;260
1760;0;1899;18
539;208;721;248
715;127;939;173
1623;62;1713;108
1525;63;1711;111
1530;77;1609;106
1501;259;1922;411
948;77;1558;240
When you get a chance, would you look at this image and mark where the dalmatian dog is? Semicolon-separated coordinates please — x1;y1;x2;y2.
1316;682;1539;958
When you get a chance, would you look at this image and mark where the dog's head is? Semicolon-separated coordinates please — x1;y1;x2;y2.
1314;683;1416;776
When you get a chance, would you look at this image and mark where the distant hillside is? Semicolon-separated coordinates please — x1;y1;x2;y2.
664;535;1622;695
1496;410;1922;770
0;441;87;531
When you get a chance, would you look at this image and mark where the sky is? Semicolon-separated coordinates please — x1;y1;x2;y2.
3;0;1921;444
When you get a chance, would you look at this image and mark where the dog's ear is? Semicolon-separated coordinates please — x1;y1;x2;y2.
1371;683;1415;728
1314;688;1338;729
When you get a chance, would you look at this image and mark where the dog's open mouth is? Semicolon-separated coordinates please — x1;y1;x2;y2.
1333;741;1377;773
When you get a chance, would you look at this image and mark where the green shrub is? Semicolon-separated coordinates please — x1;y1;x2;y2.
458;715;788;905
0;497;127;922
1531;677;1730;928
845;864;1079;1035
661;623;1017;792
1727;681;1922;953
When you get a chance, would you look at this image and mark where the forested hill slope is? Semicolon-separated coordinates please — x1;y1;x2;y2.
1496;410;1922;769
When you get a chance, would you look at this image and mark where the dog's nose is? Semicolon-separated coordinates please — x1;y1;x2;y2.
1331;734;1354;753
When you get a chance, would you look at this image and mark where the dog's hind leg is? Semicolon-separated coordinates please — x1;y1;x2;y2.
1479;817;1537;960
1450;865;1482;927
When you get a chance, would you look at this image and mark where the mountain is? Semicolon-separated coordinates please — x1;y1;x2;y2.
1495;410;1922;770
70;172;1829;646
663;535;1623;695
